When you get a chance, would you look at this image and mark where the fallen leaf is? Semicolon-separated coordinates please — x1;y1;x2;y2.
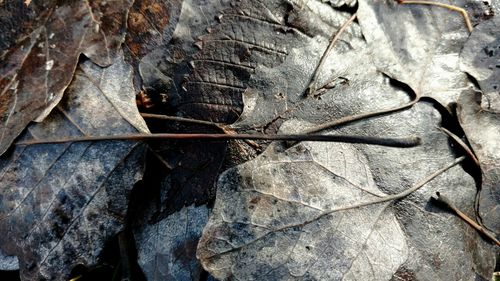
125;0;182;60
457;90;500;234
460;16;500;112
356;0;490;109
134;204;209;281
0;53;146;280
197;1;497;279
0;0;133;156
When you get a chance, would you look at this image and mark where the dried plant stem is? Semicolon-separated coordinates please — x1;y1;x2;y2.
305;13;357;97
434;192;500;246
304;99;417;134
397;0;473;33
16;133;421;148
439;127;480;166
141;113;226;129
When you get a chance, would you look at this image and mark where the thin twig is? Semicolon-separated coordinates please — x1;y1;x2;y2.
439;127;480;166
141;113;226;129
305;13;357;97
397;0;473;33
304;99;418;134
434;192;500;246
15;133;421;148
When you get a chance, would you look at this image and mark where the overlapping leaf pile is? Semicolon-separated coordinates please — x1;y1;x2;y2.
0;0;498;280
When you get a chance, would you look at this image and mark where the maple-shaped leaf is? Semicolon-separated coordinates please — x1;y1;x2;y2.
0;53;147;280
0;0;133;156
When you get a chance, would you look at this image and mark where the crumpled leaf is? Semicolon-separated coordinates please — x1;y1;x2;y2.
460;16;500;112
134;204;209;281
457;90;500;234
0;0;133;156
197;1;496;279
356;0;490;109
0;54;146;280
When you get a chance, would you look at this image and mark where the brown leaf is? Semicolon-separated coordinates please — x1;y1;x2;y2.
0;0;133;156
125;0;182;59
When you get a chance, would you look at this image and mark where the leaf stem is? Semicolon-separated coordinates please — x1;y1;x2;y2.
439;127;480;166
397;0;473;33
434;192;500;246
305;13;357;97
16;133;421;148
141;113;226;129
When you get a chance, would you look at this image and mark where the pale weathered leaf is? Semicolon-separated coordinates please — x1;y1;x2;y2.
356;0;491;109
460;16;500;112
0;0;133;156
457;90;500;234
197;135;408;280
0;54;146;280
134;204;209;281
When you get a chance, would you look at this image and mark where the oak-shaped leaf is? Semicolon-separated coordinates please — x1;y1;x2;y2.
0;54;147;280
457;90;500;234
0;0;133;156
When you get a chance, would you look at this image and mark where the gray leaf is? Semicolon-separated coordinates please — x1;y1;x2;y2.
134;204;209;281
460;16;500;112
457;90;500;234
0;53;147;280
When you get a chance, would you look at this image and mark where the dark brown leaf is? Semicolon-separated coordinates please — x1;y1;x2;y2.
125;0;182;59
0;0;133;156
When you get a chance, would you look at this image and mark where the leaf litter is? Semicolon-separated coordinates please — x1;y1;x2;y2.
0;53;147;280
0;0;498;280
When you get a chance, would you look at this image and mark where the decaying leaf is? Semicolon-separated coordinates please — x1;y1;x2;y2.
134;204;209;281
0;54;146;280
125;0;182;60
0;0;133;156
457;90;500;234
356;0;491;109
460;16;500;112
197;136;408;280
197;1;496;279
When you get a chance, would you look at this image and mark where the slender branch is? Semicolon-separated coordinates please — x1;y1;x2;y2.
304;99;418;134
434;192;500;246
305;13;357;97
141;113;225;129
439;127;480;166
15;133;421;148
397;0;473;33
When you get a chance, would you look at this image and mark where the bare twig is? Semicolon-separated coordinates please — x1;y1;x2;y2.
439;127;480;166
397;0;473;33
304;100;417;134
15;133;421;148
305;13;357;97
434;192;500;247
141;113;226;129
